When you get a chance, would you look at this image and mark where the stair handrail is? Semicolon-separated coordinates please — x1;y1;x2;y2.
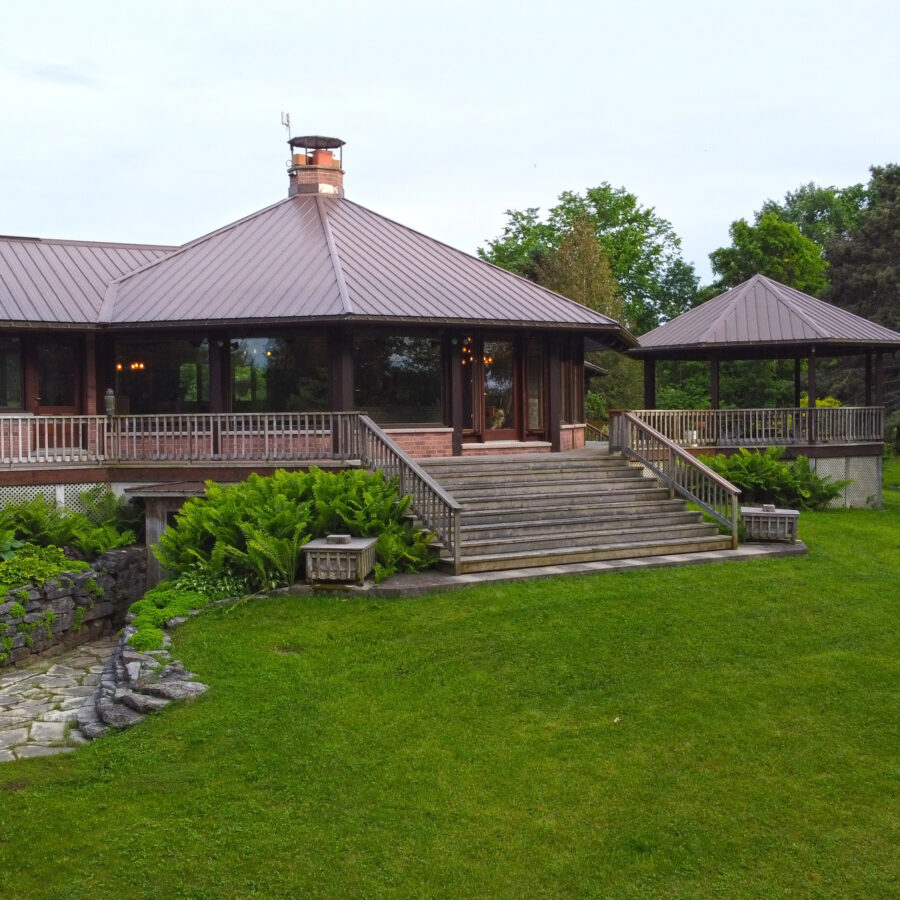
584;421;609;441
356;415;462;575
609;411;741;548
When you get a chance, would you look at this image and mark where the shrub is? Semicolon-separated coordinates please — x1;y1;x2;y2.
584;391;609;423
153;468;434;591
0;493;137;560
700;446;849;510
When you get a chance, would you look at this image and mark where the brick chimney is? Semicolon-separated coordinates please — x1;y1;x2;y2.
287;136;345;198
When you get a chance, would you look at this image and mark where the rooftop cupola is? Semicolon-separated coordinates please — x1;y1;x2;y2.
287;135;345;198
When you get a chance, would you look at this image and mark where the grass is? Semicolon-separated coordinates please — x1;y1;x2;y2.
1;459;898;898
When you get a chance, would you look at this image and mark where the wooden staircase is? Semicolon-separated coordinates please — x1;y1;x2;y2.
419;450;733;574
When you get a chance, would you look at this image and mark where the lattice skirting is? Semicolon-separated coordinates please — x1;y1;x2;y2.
0;482;109;513
811;456;882;509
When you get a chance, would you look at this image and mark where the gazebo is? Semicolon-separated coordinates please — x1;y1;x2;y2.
626;274;900;507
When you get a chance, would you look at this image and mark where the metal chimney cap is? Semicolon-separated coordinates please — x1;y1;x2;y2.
288;135;345;150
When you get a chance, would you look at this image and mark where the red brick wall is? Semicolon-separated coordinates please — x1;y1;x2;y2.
384;428;454;459
560;424;586;451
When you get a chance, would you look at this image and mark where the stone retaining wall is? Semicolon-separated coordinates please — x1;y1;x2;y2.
0;547;146;668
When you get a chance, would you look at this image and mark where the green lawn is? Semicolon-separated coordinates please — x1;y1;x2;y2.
1;461;898;898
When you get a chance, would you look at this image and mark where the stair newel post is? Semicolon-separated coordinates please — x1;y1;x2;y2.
667;445;675;499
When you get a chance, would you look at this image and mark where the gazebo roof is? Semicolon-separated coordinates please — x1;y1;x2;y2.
630;274;900;360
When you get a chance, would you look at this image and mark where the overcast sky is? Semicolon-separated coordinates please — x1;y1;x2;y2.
1;0;897;283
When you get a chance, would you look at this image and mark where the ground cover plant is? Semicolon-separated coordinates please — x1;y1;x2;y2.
0;462;897;897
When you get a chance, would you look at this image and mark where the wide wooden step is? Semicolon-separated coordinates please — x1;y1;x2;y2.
446;535;734;574
460;509;703;540
460;521;720;556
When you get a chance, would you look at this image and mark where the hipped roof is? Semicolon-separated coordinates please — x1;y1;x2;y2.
631;274;900;360
0;198;633;349
102;195;634;347
0;235;173;326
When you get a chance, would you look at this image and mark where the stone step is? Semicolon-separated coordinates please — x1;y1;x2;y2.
430;467;645;488
460;509;703;540
447;535;735;574
460;521;719;556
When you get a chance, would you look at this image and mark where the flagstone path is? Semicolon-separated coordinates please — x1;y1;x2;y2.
0;636;117;762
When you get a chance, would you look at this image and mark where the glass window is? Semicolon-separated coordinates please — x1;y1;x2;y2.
354;335;443;424
484;340;516;431
526;337;544;431
0;337;23;410
231;334;328;412
38;341;77;407
115;339;209;414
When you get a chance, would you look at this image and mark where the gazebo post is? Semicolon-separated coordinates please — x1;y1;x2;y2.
709;358;720;410
808;347;817;444
643;359;656;409
864;352;873;406
875;352;884;406
793;358;802;407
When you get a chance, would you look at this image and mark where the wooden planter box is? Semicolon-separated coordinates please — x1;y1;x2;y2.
302;534;378;586
740;505;799;543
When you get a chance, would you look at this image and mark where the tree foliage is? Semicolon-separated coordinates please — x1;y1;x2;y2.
822;163;900;421
480;184;698;333
757;181;869;247
708;212;829;295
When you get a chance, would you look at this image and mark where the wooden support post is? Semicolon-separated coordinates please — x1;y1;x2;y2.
643;359;656;409
328;326;354;412
83;333;98;414
864;352;873;406
808;347;817;444
875;352;884;407
794;357;802;408
449;334;463;456
209;334;229;413
547;336;561;452
710;358;720;410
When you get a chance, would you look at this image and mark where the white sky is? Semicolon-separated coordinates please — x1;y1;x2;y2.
1;0;897;283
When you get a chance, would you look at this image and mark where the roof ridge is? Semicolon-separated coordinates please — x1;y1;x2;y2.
767;279;827;338
338;198;627;330
316;196;353;315
700;275;754;340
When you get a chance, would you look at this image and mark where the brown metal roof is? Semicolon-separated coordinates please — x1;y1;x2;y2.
104;195;635;347
0;235;173;325
631;274;900;359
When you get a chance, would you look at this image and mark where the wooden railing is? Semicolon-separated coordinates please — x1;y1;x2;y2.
584;422;609;441
111;412;360;462
610;411;740;548
357;415;462;575
632;407;883;447
0;416;109;465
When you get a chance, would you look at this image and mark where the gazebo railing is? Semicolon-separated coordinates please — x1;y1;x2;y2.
632;407;883;447
610;411;740;548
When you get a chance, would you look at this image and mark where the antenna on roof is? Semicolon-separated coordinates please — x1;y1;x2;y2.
281;111;291;141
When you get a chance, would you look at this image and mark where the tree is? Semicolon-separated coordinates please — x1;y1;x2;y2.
534;216;623;320
480;184;698;334
757;181;868;247
822;163;900;423
708;212;829;295
534;216;642;410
